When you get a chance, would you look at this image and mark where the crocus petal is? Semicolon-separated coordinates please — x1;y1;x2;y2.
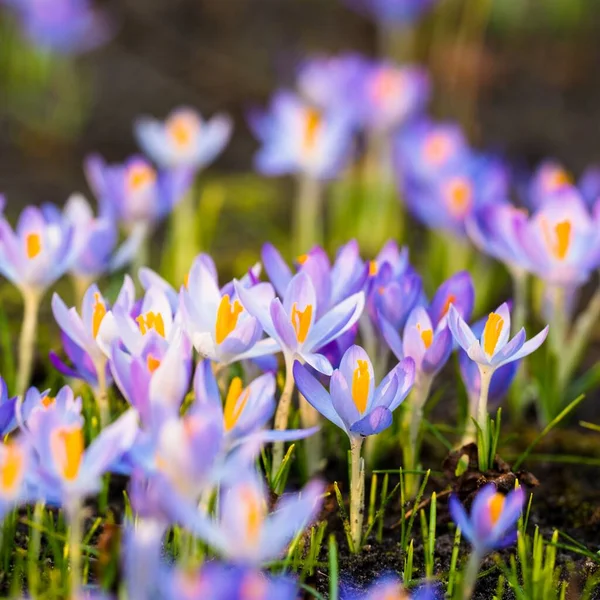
448;305;477;352
496;325;549;365
261;243;293;297
349;406;393;436
448;495;475;545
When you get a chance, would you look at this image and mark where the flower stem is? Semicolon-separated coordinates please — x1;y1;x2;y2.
293;173;322;256
66;500;83;600
511;268;528;334
299;393;323;477
27;501;45;595
476;366;493;433
94;357;110;430
461;550;482;599
272;354;296;478
400;371;433;498
17;288;42;396
349;436;365;553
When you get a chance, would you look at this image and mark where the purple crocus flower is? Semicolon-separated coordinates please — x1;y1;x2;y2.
527;160;574;210
3;0;113;54
458;315;519;407
187;474;324;565
343;0;440;23
135;107;233;171
449;484;525;554
179;257;266;364
380;271;474;376
0;204;74;294
193;360;317;448
59;194;119;281
342;575;438;600
448;302;548;372
579;165;600;208
0;438;35;522
294;345;415;437
51;277;136;371
297;53;368;123
0;378;18;437
84;154;194;230
29;406;138;506
358;61;430;133
235;271;365;375
367;241;422;333
515;191;600;287
249;90;354;180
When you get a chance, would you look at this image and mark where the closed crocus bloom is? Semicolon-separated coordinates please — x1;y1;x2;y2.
61;194;118;281
297;53;368;122
249;90;354;180
180;258;266;365
235;271;365;375
517;191;600;287
343;0;439;23
359;62;430;133
189;475;324;565
84;154;194;230
135;107;233;171
3;0;112;54
0;204;74;294
527;160;574;210
450;484;525;555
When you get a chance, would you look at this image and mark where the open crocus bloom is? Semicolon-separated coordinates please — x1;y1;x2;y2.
235;271;365;375
52;277;136;367
527;160;574;210
189;475;324;565
0;204;74;294
180;258;265;364
0;438;34;522
516;191;600;287
85;154;193;229
135;107;233;170
248;90;354;180
32;408;138;505
448;302;548;371
294;345;415;437
449;484;525;555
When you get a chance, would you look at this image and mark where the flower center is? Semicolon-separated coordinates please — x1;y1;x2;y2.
52;427;84;482
545;168;571;191
369;260;378;277
542;218;571;261
126;163;156;192
424;133;451;165
372;69;402;102
303;108;322;152
0;444;23;493
146;354;161;373
297;253;309;265
25;233;42;259
351;359;370;414
417;324;433;348
489;492;506;525
223;377;251;431
136;311;166;337
482;312;504;356
241;486;264;546
441;294;456;318
446;177;473;217
92;293;107;339
291;303;312;343
167;114;197;148
215;295;244;344
41;396;55;408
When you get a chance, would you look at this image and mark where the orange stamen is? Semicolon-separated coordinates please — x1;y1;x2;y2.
297;254;309;265
441;294;456;318
41;396;55;408
136;311;166;337
482;312;504;355
417;324;433;348
215;295;244;344
291;303;312;343
369;260;378;277
351;359;370;414
489;492;505;525
223;377;251;431
303;109;322;152
424;134;450;165
25;233;41;259
92;293;107;339
127;164;156;192
146;354;161;373
447;178;473;217
54;427;84;481
0;444;22;493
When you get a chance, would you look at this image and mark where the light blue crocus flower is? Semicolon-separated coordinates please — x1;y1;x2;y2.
235;271;365;375
0;203;74;294
0;437;35;522
135;107;233;171
293;345;414;438
249;90;354;180
449;483;525;555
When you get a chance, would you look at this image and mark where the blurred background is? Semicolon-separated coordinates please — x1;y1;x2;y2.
1;0;600;271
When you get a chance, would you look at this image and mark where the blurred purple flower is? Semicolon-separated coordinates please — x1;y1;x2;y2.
342;0;440;24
